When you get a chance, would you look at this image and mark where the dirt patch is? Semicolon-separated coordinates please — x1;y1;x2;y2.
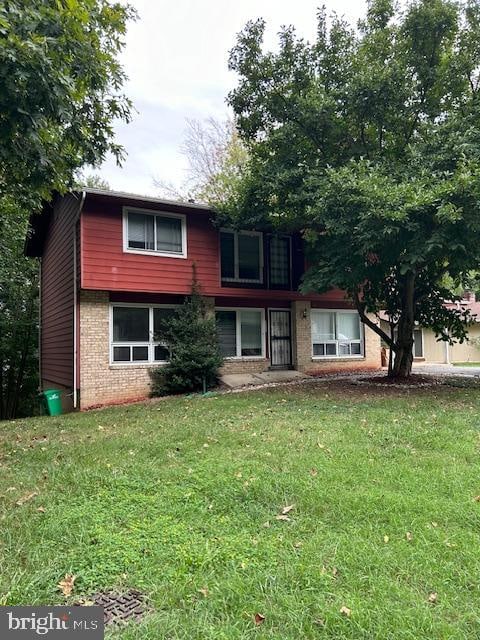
357;374;439;387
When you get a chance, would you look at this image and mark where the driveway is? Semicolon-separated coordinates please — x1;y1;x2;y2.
413;363;480;377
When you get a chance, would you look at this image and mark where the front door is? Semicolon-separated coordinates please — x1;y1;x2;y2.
269;309;292;368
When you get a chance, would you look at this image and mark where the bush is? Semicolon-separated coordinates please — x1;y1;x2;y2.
150;282;223;395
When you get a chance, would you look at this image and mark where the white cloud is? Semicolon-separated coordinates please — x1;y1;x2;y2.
99;0;367;196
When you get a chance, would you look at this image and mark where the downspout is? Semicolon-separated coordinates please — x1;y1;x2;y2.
444;330;451;365
38;259;42;391
73;191;86;409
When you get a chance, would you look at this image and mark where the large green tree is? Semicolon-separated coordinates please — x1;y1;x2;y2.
226;0;480;377
0;0;134;204
0;0;134;417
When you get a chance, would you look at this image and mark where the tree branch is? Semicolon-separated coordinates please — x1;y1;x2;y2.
352;290;395;348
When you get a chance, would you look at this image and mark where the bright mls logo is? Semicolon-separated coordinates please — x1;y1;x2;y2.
0;607;104;639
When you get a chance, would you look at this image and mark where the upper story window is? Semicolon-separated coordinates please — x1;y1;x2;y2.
123;207;187;258
220;230;263;284
268;235;291;289
311;310;363;358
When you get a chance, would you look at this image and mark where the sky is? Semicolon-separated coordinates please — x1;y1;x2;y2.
99;0;367;196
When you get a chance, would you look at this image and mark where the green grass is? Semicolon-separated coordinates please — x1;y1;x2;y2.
452;362;480;367
1;381;480;639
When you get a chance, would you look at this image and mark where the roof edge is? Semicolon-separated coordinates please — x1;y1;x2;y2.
83;187;213;212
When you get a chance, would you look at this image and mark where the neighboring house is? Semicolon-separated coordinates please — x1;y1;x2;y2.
25;189;381;411
379;292;480;365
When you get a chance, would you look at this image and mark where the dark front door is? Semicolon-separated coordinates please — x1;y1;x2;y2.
269;310;292;368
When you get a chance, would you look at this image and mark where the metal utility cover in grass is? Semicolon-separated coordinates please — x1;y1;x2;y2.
89;590;149;625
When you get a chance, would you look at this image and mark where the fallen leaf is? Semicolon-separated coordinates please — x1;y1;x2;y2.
427;592;438;604
406;531;413;541
58;574;76;597
16;491;38;506
431;521;438;527
275;514;290;521
384;535;389;543
294;541;302;548
254;613;265;626
340;606;351;617
198;587;209;598
77;598;94;607
281;504;295;515
36;506;46;513
263;521;271;528
474;496;480;502
309;468;318;477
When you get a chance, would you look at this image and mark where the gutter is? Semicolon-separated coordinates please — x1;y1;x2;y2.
73;191;86;409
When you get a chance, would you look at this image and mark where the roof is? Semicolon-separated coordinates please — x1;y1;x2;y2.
82;187;213;212
443;299;480;320
379;299;480;324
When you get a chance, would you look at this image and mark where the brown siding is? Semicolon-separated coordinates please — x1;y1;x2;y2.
41;193;81;390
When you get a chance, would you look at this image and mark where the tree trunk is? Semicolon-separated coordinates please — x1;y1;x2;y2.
390;320;414;378
389;271;416;379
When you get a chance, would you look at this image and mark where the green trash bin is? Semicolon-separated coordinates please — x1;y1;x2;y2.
43;389;63;416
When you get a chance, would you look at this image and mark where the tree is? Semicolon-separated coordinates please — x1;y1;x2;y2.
0;0;134;206
0;0;134;417
0;197;39;419
75;172;111;190
154;117;249;205
150;273;223;395
226;0;480;377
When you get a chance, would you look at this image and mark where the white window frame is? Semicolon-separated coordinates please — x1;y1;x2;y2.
220;229;264;284
215;307;266;359
311;309;364;360
110;303;177;365
123;206;187;258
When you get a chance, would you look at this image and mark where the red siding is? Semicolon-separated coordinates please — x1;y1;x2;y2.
41;194;80;388
81;196;347;304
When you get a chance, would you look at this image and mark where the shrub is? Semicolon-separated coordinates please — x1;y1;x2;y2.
150;281;223;395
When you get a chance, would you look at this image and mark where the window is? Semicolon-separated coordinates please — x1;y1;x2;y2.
111;305;175;364
220;230;263;283
311;311;363;358
413;329;423;357
124;208;186;257
268;236;291;289
216;309;264;358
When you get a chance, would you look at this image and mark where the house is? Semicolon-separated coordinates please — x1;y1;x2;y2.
25;188;381;411
379;292;480;365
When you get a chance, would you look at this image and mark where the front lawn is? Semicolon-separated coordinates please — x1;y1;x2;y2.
452;362;480;367
1;381;480;639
